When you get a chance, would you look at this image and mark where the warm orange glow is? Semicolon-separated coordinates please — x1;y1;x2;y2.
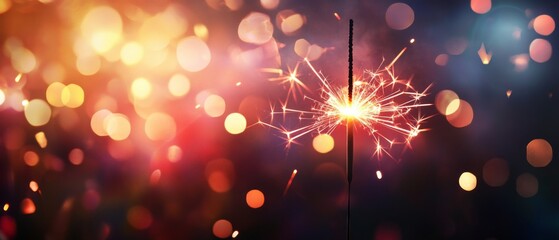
145;112;176;141
69;148;84;165
2;203;8;211
208;171;231;193
312;134;334;153
213;219;233;239
21;198;36;214
246;189;265;208
435;90;459;115
127;206;153;230
46;82;66;107
23;150;40;166
446;100;473;128
61;84;85;108
526;139;552;167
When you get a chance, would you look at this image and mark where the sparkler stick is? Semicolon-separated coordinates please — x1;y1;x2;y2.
347;19;354;240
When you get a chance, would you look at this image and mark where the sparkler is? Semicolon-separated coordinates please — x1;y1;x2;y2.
259;19;431;239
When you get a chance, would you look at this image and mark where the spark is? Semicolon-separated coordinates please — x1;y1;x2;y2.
264;62;309;102
262;50;431;159
376;170;383;179
334;12;341;21
283;169;298;196
3;203;8;211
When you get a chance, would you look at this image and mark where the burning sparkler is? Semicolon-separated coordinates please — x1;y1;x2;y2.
260;36;430;162
259;19;431;239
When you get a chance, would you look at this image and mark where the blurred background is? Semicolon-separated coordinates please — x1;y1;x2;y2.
0;0;557;239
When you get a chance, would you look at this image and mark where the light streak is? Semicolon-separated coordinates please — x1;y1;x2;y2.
283;169;298;196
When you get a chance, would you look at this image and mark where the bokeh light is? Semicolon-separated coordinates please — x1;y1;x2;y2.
90;109;112;136
0;0;11;14
61;84;85;108
435;90;459;115
238;12;274;44
204;94;226;117
526;139;552;167
206;158;235;193
516;173;538;198
46;82;66;107
385;3;414;30
127;206;153;230
213;219;233;239
533;14;555;36
21;198;36;214
10;47;36;73
167;74;190;97
120;42;144;66
29;181;39;192
105;113;131;141
131;78;152;100
446;100;473;128
145;112;177;141
176;36;211;72
80;6;122;54
529;39;552;63
482;158;509;187
312;134;335;154
435;54;449;66
24;99;52;127
69;148;84;165
76;55;101;76
224;113;247;135
167;145;182;162
23;150;40;167
459;172;477;191
470;0;491;14
246;189;265;209
261;0;279;9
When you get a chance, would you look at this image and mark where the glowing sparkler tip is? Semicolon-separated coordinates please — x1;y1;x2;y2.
376;170;383;179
